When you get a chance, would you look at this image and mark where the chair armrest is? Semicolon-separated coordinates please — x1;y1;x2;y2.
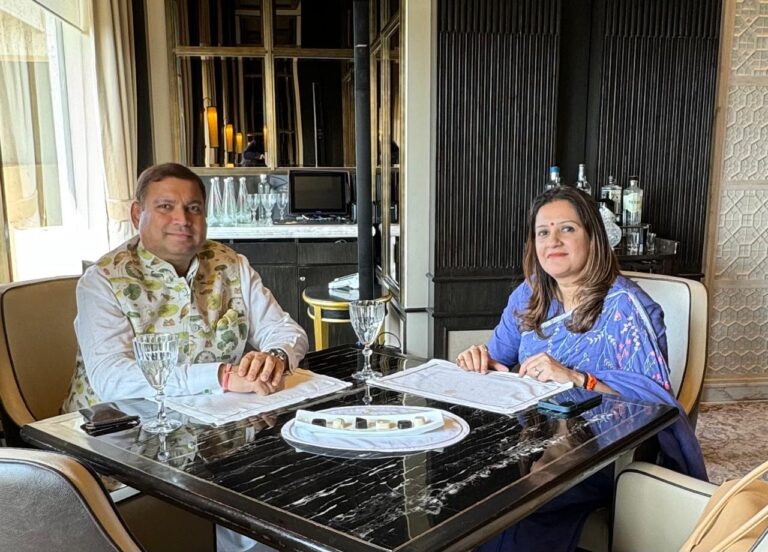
612;462;717;552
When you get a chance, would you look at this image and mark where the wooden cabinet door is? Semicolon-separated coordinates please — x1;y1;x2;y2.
254;265;300;322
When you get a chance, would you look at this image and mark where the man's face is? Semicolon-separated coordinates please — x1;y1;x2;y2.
131;177;207;274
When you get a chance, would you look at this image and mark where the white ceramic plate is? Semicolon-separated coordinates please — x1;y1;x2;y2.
282;405;469;453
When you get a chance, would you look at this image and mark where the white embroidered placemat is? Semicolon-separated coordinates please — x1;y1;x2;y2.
371;359;572;415
164;369;352;425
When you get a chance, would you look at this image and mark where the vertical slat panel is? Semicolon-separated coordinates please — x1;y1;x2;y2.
594;0;720;275
435;0;560;275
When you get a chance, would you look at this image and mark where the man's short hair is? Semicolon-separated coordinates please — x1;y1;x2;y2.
135;163;206;205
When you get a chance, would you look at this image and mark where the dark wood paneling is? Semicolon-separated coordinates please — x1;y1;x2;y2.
227;239;358;350
430;0;720;358
256;265;300;322
591;0;720;275
297;240;357;265
435;0;560;277
230;241;298;265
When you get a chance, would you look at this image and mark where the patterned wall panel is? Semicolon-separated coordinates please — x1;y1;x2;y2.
715;189;768;280
435;0;559;275
709;287;768;375
594;0;721;277
732;0;768;76
723;86;768;181
706;0;768;386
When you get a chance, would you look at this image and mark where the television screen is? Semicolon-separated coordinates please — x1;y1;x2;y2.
289;170;350;216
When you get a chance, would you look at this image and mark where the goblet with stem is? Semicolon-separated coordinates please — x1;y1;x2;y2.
133;333;182;434
276;191;289;221
261;192;278;225
349;299;386;380
247;193;261;225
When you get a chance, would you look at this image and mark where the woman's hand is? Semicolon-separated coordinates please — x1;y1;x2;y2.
455;344;510;374
519;352;581;385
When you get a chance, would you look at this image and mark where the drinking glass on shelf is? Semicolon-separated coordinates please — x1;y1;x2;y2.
276;191;289;221
207;177;222;226
247;193;261;225
261;192;277;226
646;232;656;253
236;177;250;224
221;177;237;225
133;333;181;434
349;299;386;380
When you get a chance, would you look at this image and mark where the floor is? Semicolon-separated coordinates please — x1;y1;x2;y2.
696;400;768;484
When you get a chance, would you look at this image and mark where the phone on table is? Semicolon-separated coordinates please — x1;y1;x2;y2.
537;388;602;416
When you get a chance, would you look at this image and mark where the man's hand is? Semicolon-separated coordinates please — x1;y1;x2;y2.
218;350;287;395
237;350;286;385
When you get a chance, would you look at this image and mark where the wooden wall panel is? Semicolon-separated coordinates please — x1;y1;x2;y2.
592;0;721;276
435;0;560;277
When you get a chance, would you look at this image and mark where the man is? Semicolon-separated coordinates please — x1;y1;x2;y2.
63;162;308;410
64;163;307;551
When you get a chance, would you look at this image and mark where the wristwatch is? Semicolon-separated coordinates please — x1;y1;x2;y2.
267;348;290;372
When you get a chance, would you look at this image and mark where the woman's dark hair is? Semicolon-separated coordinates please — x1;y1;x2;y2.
519;186;619;337
135;163;206;204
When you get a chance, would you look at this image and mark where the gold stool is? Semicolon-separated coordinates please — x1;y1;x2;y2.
301;285;391;351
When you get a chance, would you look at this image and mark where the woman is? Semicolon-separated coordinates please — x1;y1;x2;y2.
457;186;706;551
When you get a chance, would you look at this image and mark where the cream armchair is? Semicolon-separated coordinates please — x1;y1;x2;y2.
0;448;143;552
579;272;709;551
612;461;768;552
0;276;215;552
623;271;709;423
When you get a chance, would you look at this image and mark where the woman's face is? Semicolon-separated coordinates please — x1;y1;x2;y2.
534;199;590;285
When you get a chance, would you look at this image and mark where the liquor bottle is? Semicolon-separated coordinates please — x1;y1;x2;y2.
600;175;623;223
623;176;644;254
575;164;592;195
546;166;560;190
622;176;643;226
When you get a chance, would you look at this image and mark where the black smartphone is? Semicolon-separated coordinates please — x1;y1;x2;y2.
537;388;602;416
79;402;140;436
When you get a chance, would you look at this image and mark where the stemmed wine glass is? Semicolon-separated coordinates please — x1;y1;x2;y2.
247;193;261;225
261;192;278;225
276;191;289;221
349;300;386;380
133;333;181;434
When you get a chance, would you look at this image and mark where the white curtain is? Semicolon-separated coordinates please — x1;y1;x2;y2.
91;0;137;247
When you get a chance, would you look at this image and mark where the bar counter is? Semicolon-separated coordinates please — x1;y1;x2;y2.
207;224;360;240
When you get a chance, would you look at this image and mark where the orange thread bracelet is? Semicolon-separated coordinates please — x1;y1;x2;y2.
221;363;233;392
584;372;598;391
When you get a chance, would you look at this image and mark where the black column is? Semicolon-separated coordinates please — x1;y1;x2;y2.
353;0;374;300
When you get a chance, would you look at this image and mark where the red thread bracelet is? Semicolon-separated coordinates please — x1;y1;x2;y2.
221;363;233;392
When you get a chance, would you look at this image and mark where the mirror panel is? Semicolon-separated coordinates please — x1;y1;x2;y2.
274;58;355;167
177;56;266;167
273;0;352;48
389;29;401;286
173;0;264;47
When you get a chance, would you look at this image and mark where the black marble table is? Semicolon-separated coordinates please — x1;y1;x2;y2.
21;346;678;552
